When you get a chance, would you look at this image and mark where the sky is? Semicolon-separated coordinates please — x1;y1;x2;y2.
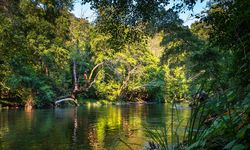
71;0;207;26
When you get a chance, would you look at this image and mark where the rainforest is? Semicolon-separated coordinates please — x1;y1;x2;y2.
0;0;250;149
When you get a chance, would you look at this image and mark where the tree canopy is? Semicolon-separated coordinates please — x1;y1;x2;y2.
0;0;250;149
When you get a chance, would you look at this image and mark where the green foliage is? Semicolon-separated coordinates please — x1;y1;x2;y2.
0;0;201;106
182;1;250;149
1;1;250;149
82;0;197;26
0;0;72;107
159;25;198;102
86;35;166;101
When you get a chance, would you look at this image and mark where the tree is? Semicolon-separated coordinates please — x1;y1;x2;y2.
0;0;73;108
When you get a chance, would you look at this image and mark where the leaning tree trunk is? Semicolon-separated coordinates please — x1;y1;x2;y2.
55;61;108;106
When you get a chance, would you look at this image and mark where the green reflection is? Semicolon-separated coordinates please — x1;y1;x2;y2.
0;104;190;150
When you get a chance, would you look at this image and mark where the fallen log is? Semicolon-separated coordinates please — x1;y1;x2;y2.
54;98;79;106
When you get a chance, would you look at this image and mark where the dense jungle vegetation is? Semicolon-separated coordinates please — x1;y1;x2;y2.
0;0;249;149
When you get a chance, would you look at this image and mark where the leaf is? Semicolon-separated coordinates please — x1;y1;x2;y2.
242;93;250;105
224;140;236;149
231;144;246;150
227;91;235;102
236;125;250;139
186;141;205;150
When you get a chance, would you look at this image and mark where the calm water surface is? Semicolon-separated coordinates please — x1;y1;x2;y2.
0;104;190;150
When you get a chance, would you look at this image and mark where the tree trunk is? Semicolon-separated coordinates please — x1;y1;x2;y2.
25;90;33;111
72;59;78;92
45;65;49;76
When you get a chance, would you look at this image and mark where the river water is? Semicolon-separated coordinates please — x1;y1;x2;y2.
0;104;190;150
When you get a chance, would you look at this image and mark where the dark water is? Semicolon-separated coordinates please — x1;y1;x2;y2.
0;104;190;150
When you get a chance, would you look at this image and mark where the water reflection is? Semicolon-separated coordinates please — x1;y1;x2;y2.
0;104;190;150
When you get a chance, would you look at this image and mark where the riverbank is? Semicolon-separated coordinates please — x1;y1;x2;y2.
67;98;161;107
1;98;190;109
0;100;22;109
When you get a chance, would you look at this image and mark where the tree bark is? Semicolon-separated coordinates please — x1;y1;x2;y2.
72;59;78;93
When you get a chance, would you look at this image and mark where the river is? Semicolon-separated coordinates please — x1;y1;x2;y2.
0;103;190;150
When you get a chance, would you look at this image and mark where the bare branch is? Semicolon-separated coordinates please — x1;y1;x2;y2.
86;69;102;91
88;61;105;81
120;65;140;92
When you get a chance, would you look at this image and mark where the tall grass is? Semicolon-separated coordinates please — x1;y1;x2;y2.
144;92;211;150
144;101;187;150
183;100;210;149
144;125;170;150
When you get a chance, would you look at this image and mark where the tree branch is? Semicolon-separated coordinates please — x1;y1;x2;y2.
88;61;105;81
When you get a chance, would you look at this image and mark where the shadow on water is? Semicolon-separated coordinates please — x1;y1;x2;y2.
0;103;190;150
